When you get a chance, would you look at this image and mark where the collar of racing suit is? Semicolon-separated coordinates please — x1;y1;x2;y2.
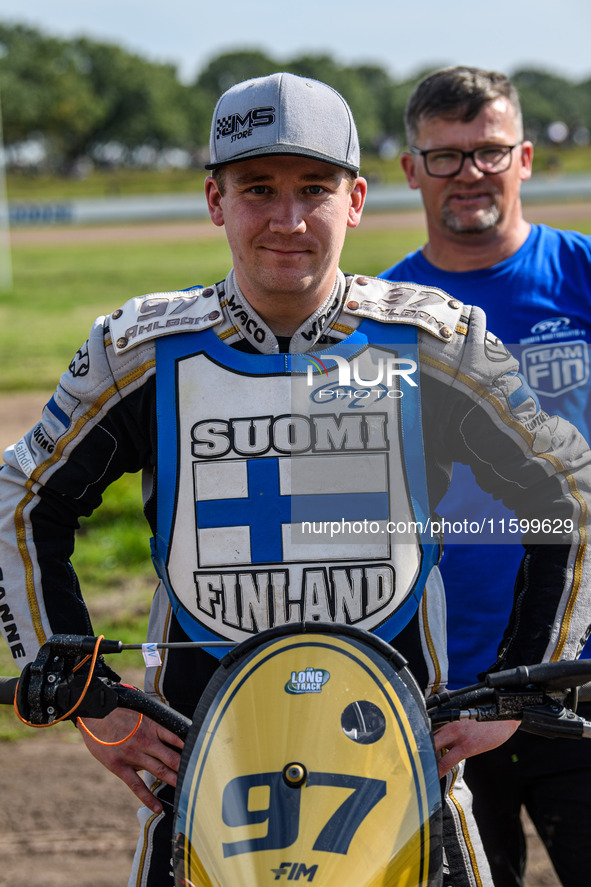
219;269;359;354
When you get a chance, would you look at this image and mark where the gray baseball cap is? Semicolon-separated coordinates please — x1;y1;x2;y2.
206;72;360;172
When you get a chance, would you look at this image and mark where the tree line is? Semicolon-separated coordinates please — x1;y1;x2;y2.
1;21;590;172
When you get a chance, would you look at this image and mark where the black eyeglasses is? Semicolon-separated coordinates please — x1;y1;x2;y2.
410;143;521;177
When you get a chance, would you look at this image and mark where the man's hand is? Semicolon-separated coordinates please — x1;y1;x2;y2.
78;708;184;813
434;719;519;778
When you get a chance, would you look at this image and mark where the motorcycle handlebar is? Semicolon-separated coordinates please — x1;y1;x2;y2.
3;635;591;741
0;676;19;706
114;684;192;738
0;672;192;738
484;659;591;690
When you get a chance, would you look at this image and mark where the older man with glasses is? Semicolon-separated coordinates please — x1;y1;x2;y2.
380;65;591;887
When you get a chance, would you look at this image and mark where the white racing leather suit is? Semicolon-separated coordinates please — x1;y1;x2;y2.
0;271;590;887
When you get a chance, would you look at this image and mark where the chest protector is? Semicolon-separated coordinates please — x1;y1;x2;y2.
152;319;437;657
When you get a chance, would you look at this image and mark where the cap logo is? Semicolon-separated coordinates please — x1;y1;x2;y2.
216;106;276;141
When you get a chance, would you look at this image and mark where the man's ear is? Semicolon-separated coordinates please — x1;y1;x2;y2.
205;176;225;227
347;177;368;228
519;141;534;183
400;152;420;190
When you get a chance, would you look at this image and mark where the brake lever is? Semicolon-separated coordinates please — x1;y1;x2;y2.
15;635;193;737
520;703;591;739
16;661;121;724
15;634;122;724
430;691;591;741
429;687;548;727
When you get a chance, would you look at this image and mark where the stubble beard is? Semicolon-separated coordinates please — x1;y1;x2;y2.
441;201;502;235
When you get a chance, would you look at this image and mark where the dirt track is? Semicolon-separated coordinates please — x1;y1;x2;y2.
0;733;561;887
0;733;139;887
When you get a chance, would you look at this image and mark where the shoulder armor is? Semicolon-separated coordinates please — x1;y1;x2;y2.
110;286;223;354
343;275;463;342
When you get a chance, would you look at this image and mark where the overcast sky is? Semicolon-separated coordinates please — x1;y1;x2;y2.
2;0;591;84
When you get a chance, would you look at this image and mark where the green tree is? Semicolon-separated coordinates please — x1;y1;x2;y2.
512;68;589;140
77;39;193;154
0;23;198;167
196;49;278;99
3;20;591;169
0;24;103;163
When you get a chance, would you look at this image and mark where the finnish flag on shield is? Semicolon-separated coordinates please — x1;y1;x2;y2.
194;453;391;568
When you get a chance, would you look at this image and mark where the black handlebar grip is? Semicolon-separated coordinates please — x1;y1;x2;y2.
0;676;19;705
486;659;591;690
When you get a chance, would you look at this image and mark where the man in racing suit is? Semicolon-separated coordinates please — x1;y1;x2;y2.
0;73;590;887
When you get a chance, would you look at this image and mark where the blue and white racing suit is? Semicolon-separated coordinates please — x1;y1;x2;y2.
1;269;590;887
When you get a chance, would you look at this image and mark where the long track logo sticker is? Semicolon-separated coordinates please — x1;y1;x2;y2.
286;668;330;694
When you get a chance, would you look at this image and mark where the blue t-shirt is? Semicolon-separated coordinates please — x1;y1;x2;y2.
380;224;591;686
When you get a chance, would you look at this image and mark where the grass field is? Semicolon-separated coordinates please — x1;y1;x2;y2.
0;222;427;389
0;206;590;738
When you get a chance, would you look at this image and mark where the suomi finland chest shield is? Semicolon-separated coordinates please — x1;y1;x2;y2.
153;321;437;655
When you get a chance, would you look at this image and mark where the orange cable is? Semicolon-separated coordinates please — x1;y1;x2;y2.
76;711;143;746
14;634;144;745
